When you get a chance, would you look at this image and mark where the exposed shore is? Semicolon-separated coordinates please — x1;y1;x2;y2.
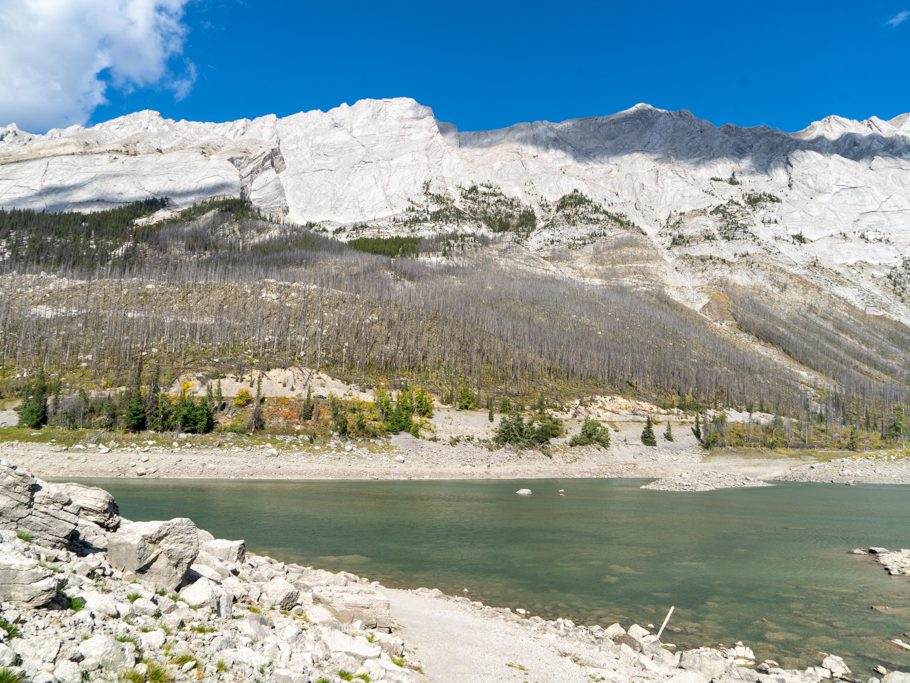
3;433;910;491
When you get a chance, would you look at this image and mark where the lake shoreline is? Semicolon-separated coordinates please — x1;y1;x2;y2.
2;460;907;682
3;438;910;490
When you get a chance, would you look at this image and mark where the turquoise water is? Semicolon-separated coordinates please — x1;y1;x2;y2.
84;478;910;674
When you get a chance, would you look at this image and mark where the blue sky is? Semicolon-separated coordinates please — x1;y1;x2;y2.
2;1;909;132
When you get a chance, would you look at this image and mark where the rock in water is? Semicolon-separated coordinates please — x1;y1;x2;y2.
822;653;851;677
515;488;532;496
107;517;199;590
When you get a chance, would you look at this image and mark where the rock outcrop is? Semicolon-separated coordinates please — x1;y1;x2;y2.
107;517;200;590
0;459;117;549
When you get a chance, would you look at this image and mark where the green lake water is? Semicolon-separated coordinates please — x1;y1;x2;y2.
82;478;910;674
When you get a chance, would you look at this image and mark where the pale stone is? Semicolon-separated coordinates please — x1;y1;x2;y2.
201;538;246;564
260;576;299;610
0;556;63;607
78;634;136;671
822;653;850;677
107;517;199;591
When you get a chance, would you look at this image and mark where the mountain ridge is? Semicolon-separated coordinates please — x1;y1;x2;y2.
1;97;908;328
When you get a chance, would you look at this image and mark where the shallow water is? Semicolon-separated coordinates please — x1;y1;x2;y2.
83;478;910;674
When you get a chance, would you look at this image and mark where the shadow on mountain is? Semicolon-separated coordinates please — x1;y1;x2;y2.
456;107;910;172
0;179;236;213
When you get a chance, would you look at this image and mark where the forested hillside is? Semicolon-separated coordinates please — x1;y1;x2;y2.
1;199;908;438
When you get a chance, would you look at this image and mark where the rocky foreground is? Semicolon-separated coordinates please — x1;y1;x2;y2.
0;461;908;683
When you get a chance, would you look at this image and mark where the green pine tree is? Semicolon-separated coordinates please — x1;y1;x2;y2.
174;393;196;433
569;418;611;448
249;376;265;433
663;420;673;442
145;365;161;424
193;398;215;434
885;405;906;441
847;427;859;451
302;386;314;421
17;374;49;429
159;393;174;432
121;366;146;432
414;387;433;417
641;415;657;447
691;413;702;442
397;384;414;414
122;389;146;433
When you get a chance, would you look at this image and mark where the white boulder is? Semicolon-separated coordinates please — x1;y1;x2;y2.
107;517;199;590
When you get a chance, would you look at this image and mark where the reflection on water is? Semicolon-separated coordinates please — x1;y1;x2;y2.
82;478;910;674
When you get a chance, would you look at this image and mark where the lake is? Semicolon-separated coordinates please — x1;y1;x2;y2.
82;478;910;674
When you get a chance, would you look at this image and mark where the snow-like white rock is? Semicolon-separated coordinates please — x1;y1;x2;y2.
1;97;909;322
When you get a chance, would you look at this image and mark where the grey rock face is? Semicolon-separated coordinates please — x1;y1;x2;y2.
0;460;117;550
202;538;246;564
0;555;63;607
107;517;199;591
179;576;233;617
679;648;729;680
313;586;392;631
260;576;299;610
78;634;137;671
47;482;120;531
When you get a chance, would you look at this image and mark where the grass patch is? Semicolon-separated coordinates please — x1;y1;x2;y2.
0;426;100;446
146;662;173;683
169;652;198;667
15;531;32;543
0;619;19;640
127;592;142;603
389;654;406;667
0;669;26;683
57;592;86;612
189;624;215;634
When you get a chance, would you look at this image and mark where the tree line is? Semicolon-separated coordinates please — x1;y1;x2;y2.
1;199;908;436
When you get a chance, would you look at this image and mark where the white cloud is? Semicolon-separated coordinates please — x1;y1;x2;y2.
0;0;193;132
887;9;910;27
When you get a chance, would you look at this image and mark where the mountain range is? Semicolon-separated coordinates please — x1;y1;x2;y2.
1;97;908;327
